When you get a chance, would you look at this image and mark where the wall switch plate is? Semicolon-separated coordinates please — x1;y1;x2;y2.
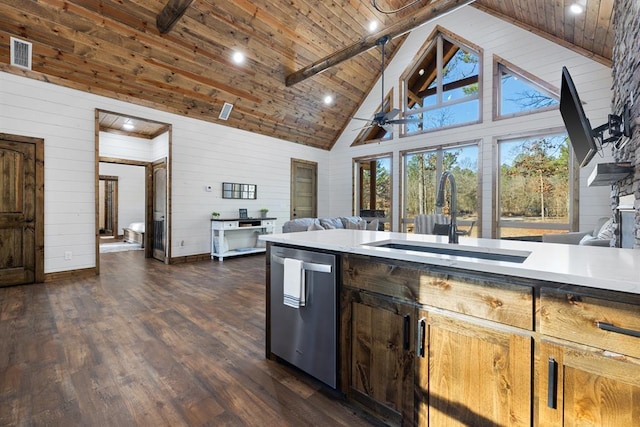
64;251;72;260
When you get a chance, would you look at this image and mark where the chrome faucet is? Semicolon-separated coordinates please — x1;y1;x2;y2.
436;171;458;244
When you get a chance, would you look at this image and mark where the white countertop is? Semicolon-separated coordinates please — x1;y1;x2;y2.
260;229;640;295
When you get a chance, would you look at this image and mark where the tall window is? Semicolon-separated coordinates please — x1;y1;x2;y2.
402;30;481;134
497;131;575;238
402;143;479;235
495;59;559;119
355;155;392;230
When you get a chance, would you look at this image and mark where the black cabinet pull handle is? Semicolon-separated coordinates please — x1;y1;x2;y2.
547;357;558;409
417;317;426;358
596;321;640;338
403;314;410;351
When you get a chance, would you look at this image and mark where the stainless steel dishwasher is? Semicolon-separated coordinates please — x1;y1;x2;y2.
270;245;337;388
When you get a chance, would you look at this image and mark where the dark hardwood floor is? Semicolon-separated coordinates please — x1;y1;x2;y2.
0;251;377;426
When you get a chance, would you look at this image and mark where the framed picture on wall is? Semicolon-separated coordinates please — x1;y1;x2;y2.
239;208;248;219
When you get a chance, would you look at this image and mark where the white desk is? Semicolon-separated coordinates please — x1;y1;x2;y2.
211;217;276;261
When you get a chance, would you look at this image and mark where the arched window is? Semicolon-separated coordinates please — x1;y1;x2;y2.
401;28;482;134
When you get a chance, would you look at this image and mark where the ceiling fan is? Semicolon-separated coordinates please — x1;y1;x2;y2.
352;35;420;133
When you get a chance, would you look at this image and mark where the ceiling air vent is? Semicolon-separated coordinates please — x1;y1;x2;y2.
10;37;32;70
219;102;234;120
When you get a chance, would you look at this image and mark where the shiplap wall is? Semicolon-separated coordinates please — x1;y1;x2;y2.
329;6;614;236
0;72;329;273
100;131;156;162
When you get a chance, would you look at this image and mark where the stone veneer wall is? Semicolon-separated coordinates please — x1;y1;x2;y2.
612;0;640;248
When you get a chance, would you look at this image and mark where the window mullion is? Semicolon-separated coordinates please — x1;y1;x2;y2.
436;36;443;105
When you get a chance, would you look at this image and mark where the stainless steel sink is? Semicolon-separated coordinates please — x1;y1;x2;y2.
362;241;531;263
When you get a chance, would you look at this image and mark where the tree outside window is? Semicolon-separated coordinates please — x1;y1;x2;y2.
355;156;392;230
496;61;559;119
497;132;573;238
402;144;479;234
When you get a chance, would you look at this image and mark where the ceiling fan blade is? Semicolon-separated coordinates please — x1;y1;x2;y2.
388;117;422;125
352;116;374;122
384;108;400;120
352;123;376;131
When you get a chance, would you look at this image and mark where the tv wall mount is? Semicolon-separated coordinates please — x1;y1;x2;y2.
593;102;634;150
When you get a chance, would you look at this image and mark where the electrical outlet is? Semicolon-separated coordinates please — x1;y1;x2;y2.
64;251;72;260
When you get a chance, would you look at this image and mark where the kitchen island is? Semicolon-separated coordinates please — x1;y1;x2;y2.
261;230;640;426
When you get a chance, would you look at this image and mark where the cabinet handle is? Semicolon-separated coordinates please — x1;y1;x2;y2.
596;321;640;338
403;314;410;351
417;317;426;358
547;357;558;409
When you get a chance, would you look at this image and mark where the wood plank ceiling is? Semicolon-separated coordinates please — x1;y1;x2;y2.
0;0;614;150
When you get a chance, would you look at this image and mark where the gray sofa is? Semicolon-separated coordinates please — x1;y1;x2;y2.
542;217;613;247
282;216;378;233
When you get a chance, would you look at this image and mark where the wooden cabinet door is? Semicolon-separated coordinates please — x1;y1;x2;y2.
416;311;532;426
342;288;415;426
539;341;640;427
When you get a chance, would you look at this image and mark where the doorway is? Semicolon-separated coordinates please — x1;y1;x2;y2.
98;162;147;255
95;109;171;272
290;159;318;220
0;133;44;286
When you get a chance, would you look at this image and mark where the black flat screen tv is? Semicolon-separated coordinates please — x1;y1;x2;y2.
560;66;599;168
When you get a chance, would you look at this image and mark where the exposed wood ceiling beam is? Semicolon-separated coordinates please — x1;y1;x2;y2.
285;0;477;87
157;0;194;34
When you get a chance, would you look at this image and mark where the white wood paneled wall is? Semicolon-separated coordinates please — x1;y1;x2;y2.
0;72;329;273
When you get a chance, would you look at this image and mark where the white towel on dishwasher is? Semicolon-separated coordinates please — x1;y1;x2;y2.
283;258;305;308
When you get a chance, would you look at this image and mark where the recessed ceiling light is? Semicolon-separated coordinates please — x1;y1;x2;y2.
368;21;378;32
569;3;584;14
232;51;245;64
123;120;134;131
324;95;333;105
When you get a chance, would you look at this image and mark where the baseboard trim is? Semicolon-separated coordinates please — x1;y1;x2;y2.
45;267;97;283
43;254;215;278
169;253;211;264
